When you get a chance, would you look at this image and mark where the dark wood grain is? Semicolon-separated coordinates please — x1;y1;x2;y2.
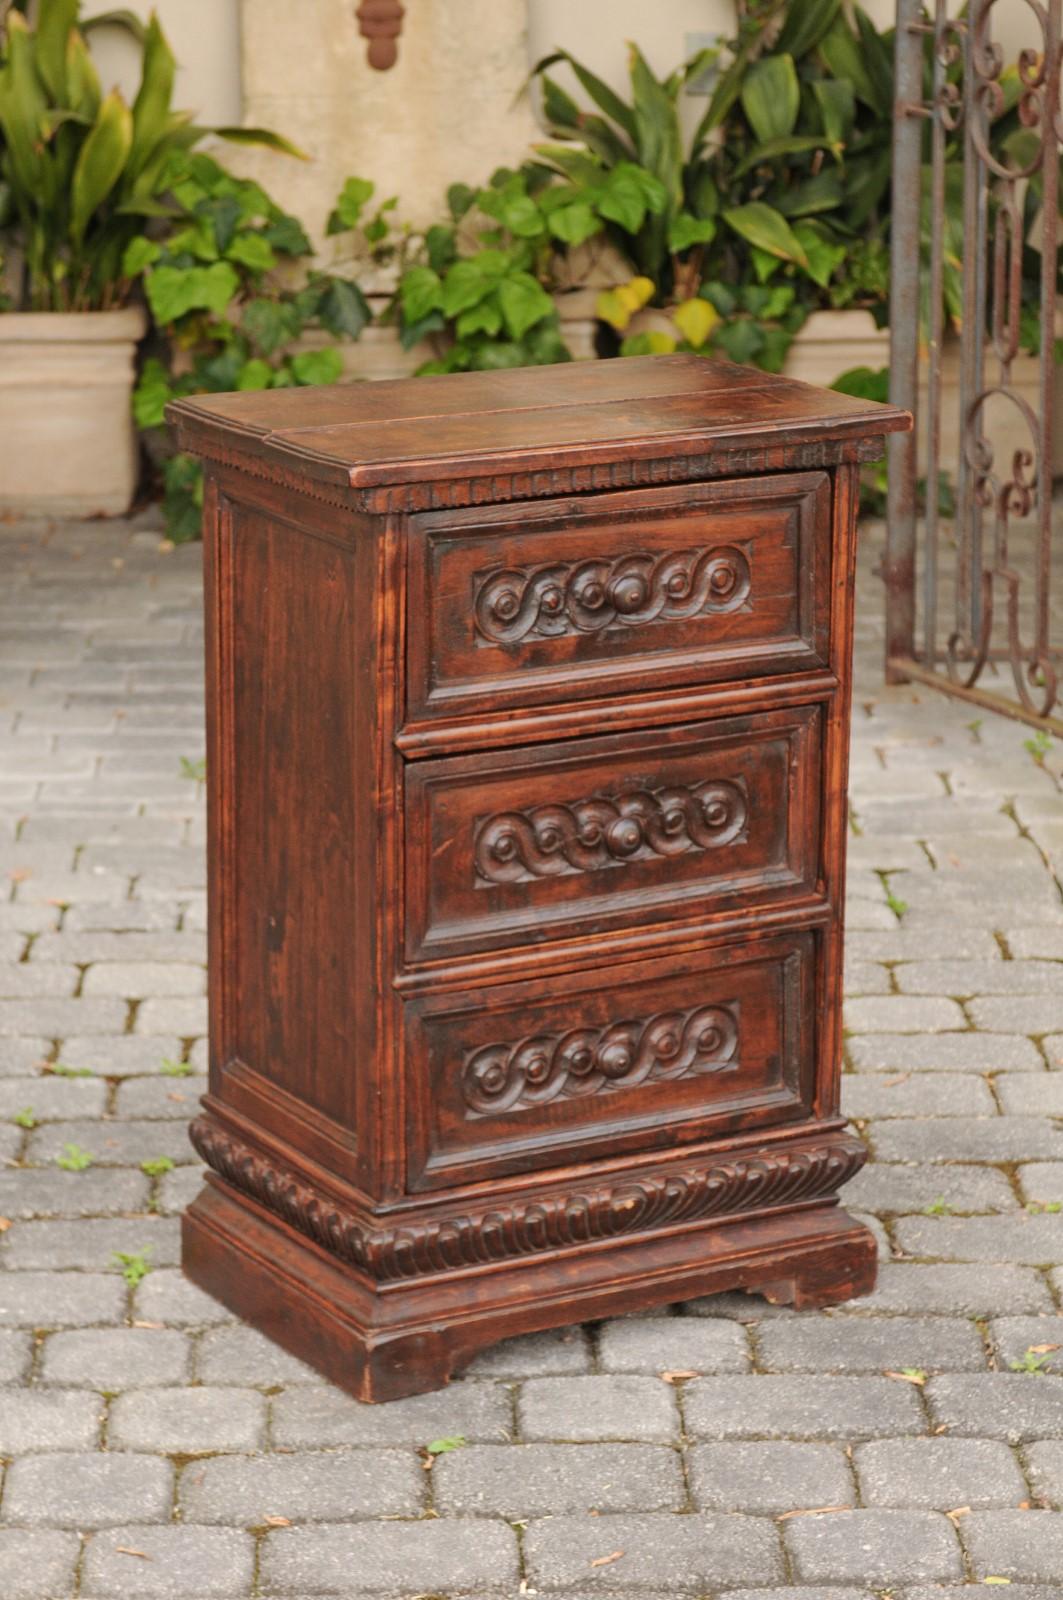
170;355;910;1401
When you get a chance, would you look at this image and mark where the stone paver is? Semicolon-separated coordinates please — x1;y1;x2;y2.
2;513;1062;1596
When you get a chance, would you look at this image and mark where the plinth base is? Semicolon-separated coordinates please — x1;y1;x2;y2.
183;1174;876;1403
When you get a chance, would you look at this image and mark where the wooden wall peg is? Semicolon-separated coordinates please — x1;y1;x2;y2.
356;0;405;70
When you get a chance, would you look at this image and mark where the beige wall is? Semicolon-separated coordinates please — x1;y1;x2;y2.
83;0;242;127
235;0;538;250
83;0;1047;257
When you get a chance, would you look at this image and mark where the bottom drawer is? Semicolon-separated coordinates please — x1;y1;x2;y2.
405;929;818;1191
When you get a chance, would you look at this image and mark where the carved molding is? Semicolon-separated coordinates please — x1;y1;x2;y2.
474;544;751;645
474;778;747;886
190;1116;867;1283
462;1003;740;1116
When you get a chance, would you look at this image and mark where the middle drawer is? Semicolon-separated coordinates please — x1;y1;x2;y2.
404;704;823;964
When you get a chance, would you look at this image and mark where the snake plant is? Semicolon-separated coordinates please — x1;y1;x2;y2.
0;0;300;312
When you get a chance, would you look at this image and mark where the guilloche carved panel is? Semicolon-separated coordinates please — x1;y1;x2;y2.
462;1002;740;1116
473;543;751;644
474;778;747;886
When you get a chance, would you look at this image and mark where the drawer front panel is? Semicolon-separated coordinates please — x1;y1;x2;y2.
406;473;831;721
406;931;816;1190
404;707;822;963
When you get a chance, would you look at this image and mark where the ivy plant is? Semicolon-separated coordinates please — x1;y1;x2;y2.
123;154;378;540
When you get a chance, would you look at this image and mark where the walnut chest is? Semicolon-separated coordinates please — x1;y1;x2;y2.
169;355;908;1401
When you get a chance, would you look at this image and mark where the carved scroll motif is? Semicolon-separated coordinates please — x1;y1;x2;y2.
461;1003;740;1116
474;778;747;886
474;543;751;644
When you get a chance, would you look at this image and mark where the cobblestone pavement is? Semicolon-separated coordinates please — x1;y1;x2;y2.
1;511;1062;1600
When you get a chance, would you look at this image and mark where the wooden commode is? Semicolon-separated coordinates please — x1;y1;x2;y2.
169;355;908;1401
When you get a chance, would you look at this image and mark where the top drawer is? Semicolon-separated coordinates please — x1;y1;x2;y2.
406;472;831;723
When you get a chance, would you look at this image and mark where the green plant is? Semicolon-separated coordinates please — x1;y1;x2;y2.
140;1156;174;1177
425;1435;466;1455
160;1056;193;1077
923;1196;954;1216
179;756;206;782
1010;1347;1052;1374
533;11;895;369
47;1061;94;1077
112;1246;152;1287
0;0;299;311
124;155;380;540
56;1142;93;1170
1025;730;1054;767
885;890;909;920
12;1107;36;1128
393;168;584;373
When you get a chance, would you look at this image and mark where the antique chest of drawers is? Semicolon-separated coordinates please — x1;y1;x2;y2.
170;355;908;1401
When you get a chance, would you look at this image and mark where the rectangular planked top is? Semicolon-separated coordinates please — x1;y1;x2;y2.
167;353;910;499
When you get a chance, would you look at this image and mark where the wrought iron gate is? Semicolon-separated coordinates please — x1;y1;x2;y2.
886;0;1063;734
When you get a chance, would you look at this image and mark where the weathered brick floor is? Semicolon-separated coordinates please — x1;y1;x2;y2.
1;511;1062;1599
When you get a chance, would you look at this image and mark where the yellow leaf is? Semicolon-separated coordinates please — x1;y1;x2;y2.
672;297;719;350
984;1579;1012;1586
595;276;655;330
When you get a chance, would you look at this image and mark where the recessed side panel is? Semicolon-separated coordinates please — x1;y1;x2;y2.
404;706;822;963
405;931;817;1191
406;473;830;721
215;498;369;1181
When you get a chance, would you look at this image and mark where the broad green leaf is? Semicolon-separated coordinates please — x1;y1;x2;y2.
673;297;718;349
741;55;800;145
264;212;312;256
36;0;78;103
533;143;604;188
145;260;238;323
812;79;854;145
400;265;444;323
776;0;841;59
668;212;716;253
290;347;343;386
694;0;787;141
497;271;553;338
326;175;374;233
818;16;882;113
131;356;173;428
317;277;371;340
225;231;277;272
793;221;846;287
713;317;765;364
447;182;476;220
128;12;175;182
242;296;302;356
441;253;507;318
620;330;677;357
65;32;102;119
598;162;667;234
237;358;273;391
539;72;582;132
832;365;890;402
70;91;133;244
456;298;503;338
777;169;846;218
628;44;682;205
854;5;893;116
0;15;51;201
121;235;160;277
547;200;600;246
724;202;809;268
532;50;637;142
214;126;309;159
733;134;838;178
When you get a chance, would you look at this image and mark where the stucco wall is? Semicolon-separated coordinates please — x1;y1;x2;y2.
83;0;1046;253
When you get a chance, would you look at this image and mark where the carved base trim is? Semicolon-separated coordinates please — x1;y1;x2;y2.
189;1115;867;1284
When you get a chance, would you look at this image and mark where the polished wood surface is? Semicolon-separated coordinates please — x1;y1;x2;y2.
170;355;909;1401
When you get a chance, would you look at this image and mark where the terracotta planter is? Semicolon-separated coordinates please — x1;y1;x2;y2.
0;307;146;517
